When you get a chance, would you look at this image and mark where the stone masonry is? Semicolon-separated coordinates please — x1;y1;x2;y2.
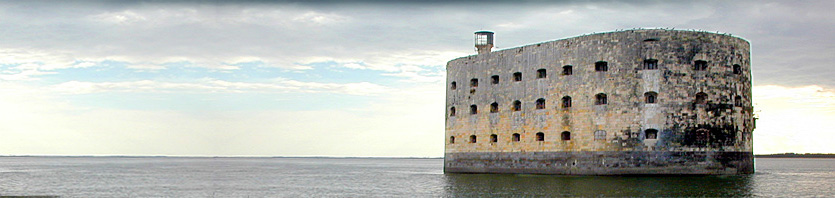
444;29;754;175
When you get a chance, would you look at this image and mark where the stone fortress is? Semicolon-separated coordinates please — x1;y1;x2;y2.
444;29;754;175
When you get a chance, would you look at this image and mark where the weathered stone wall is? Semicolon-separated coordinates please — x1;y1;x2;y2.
444;29;754;175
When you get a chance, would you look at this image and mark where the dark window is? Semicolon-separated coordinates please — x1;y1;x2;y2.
537;69;547;78
734;96;743;107
645;129;658;139
470;78;478;87
491;75;500;84
561;96;572;108
490;134;498;143
594;130;606;140
470;105;478;114
536;132;545;141
535;98;546;109
512;133;520;142
695;129;709;144
451;81;456;90
644;59;658;70
449;107;456;116
595;61;608;72
733;64;742;75
645;92;658;104
512;100;521;111
595;93;607;105
562;65;573;75
561;131;571;141
643;38;659;42
695;92;708;105
469;135;477;143
694;60;708;71
450;136;455;144
490;102;499;113
513;72;522;81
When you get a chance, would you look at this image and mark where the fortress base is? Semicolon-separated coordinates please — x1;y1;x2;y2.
444;151;753;175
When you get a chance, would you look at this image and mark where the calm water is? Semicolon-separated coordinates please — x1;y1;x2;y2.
0;157;832;197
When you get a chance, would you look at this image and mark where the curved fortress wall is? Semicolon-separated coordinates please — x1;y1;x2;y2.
444;29;754;175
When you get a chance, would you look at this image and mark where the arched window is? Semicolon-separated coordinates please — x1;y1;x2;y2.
470;105;478;114
694;60;708;71
537;69;547;78
644;92;658;104
490;134;498;143
535;98;546;109
512;133;520;142
595;61;608;72
645;129;658;139
594;130;606;140
451;81;457;90
469;135;477;143
512;100;521;111
513;72;522;81
491;75;500;84
695;92;708;105
562;65;573;75
449;107;456;116
561;96;572;108
536;132;545;141
450;136;455;144
470;78;478;87
490;102;499;113
734;96;743;107
644;59;658;70
733;64;742;75
595;93;608;105
561;131;571;141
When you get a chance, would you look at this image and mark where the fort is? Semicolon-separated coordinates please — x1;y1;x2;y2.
444;29;754;175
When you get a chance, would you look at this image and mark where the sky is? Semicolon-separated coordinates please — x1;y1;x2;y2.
0;1;833;157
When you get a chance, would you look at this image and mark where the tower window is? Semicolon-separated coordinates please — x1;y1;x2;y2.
695;92;708;105
595;61;608;72
561;131;571;141
694;60;708;71
561;96;572;108
491;75;500;84
644;59;658;70
490;102;499;113
470;78;478;87
594;130;606;140
512;133;520;142
535;98;546;109
470;105;478;114
450;136;455;144
562;65;573;75
536;132;545;141
451;81;457;90
537;69;547;78
644;92;658;104
469;135;477;143
449;107;456;116
734;96;743;107
512;100;522;111
645;129;658;139
733;64;742;75
513;72;522;81
595;93;608;105
490;134;498;143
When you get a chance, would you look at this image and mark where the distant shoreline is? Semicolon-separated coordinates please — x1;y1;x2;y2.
755;153;835;158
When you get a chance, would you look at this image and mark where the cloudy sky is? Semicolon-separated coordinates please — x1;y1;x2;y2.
0;1;832;157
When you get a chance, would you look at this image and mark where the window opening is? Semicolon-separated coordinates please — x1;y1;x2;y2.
561;96;572;108
490;134;498;143
595;61;608;72
470;135;477;143
449;107;456;116
694;60;708;71
734;96;743;107
491;75;500;84
594;130;606;140
562;65;573;75
695;92;708;105
512;133;520;142
536;132;545;141
537;69;547;78
561;131;571;141
470;105;478;114
513;72;522;81
451;81;456;90
645;92;658;104
536;98;546;109
645;129;658;139
470;78;478;87
644;59;658;70
512;100;521;111
733;64;742;75
490;102;499;113
450;136;455;144
595;93;608;105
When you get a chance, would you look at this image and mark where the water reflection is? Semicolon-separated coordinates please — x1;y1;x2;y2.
442;173;754;197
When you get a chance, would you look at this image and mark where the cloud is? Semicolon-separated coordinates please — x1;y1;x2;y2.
50;78;391;96
753;85;835;154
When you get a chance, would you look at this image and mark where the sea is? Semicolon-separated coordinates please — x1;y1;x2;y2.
0;157;832;197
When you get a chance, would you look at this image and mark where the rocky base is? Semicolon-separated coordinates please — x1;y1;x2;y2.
444;151;754;175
